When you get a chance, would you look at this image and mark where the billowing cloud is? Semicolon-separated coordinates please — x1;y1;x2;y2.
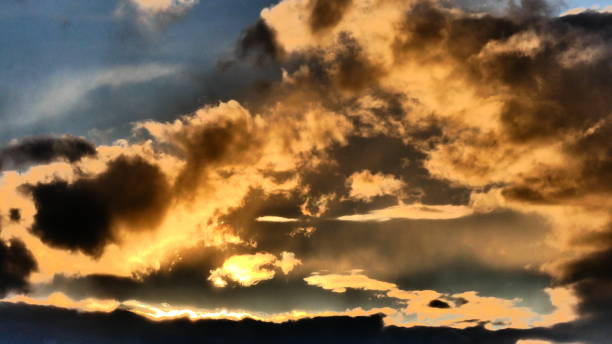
305;271;577;330
21;155;172;257
0;303;562;344
1;0;611;341
3;292;119;313
308;0;353;34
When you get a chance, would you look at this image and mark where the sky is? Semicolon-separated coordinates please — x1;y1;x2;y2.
0;0;611;343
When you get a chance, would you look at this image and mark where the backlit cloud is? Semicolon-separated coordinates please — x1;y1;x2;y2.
337;203;474;222
209;252;301;287
1;0;611;342
346;170;405;201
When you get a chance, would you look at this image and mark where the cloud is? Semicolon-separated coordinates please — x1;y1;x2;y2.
3;292;119;313
14;64;179;126
337;203;474;222
128;0;198;14
304;271;397;293
0;301;581;344
209;252;301;287
0;135;96;171
255;216;299;223
236;19;285;65
304;271;577;330
20;155;172;257
346;170;405;201
1;0;610;339
0;238;37;298
308;0;353;34
0;96;352;282
561;6;612;16
253;0;611;337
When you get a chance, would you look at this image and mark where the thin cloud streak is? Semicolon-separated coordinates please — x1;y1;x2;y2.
336;203;475;222
12;64;180;127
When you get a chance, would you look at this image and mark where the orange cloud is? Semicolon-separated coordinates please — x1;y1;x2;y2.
346;170;405;201
209;252;301;287
305;272;577;330
336;203;473;222
124;299;396;323
3;292;119;313
256;216;299;223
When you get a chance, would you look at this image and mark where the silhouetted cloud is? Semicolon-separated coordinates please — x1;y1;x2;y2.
0;135;96;170
20;155;171;257
0;239;37;297
8;208;21;222
237;19;285;65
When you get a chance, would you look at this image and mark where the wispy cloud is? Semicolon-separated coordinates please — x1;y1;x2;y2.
128;0;198;15
13;64;179;126
337;204;474;222
255;216;299;223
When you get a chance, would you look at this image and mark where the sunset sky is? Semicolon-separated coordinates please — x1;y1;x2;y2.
1;0;611;343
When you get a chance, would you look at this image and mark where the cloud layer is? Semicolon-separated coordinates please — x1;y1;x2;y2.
0;0;611;342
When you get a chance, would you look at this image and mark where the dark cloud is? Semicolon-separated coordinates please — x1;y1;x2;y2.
506;0;555;19
0;302;578;344
236;19;285;65
9;208;21;222
308;0;353;34
1;1;610;341
554;223;612;343
0;238;37;297
0;135;96;170
166;112;262;197
42;271;399;315
428;299;451;309
21;155;172;257
329;33;386;93
287;32;385;95
234;31;389;116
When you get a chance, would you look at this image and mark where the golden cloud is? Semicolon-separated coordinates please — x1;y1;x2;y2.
209;252;301;287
